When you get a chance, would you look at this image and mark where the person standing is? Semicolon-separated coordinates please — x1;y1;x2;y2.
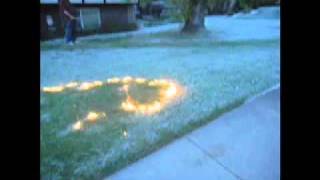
59;0;78;45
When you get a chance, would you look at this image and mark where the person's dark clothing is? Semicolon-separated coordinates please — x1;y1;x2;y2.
65;19;77;43
59;0;78;43
59;0;77;23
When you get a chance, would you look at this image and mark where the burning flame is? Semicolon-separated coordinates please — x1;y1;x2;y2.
86;112;99;121
165;84;177;98
71;111;106;132
149;101;162;113
122;76;133;84
135;78;146;84
42;86;64;93
78;81;103;91
42;77;184;117
72;121;83;131
85;111;106;122
93;81;103;86
78;82;92;91
65;82;78;88
107;78;121;84
120;80;182;115
122;100;136;112
46;77;185;134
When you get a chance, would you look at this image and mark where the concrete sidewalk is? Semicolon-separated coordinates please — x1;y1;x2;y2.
106;87;280;180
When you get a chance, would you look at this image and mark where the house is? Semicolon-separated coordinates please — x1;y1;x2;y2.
40;0;138;40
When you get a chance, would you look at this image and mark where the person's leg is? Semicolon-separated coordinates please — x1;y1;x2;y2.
65;20;73;43
70;19;77;43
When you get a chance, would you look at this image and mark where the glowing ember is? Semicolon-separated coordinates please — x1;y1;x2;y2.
78;81;103;91
121;101;136;112
42;86;64;93
148;101;162;113
122;76;133;84
148;81;157;86
93;81;103;86
165;85;177;98
138;105;147;114
72;121;83;131
78;82;91;90
148;79;167;87
65;82;78;88
135;78;146;84
86;112;99;121
123;130;128;137
107;78;121;84
158;79;169;86
120;80;182;115
84;111;106;122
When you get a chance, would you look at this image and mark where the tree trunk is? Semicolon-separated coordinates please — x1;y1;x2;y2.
227;0;237;15
182;0;207;33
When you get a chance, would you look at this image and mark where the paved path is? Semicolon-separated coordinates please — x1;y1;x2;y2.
106;87;280;180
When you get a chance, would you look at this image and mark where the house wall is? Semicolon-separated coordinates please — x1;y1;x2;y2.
40;2;138;40
40;4;65;40
100;5;137;32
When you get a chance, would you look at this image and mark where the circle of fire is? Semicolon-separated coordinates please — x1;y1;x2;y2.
42;76;185;131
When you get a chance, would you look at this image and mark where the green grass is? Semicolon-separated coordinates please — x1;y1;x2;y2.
41;81;247;180
41;30;279;51
41;29;280;180
141;17;183;28
41;83;163;179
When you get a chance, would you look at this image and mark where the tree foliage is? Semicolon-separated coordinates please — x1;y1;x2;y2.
139;0;154;8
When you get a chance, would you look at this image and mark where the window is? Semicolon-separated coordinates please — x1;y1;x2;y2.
79;8;101;32
46;15;54;27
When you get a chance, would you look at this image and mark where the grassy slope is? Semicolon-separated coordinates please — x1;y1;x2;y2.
41;31;280;180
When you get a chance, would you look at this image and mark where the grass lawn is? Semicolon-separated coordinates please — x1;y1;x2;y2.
41;77;247;180
41;78;185;179
41;27;280;179
40;30;277;51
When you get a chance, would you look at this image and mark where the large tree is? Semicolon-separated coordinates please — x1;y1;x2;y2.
140;0;277;33
172;0;228;33
181;0;207;33
139;0;226;33
174;0;278;33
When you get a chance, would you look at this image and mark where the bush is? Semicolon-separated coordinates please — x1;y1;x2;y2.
238;0;254;12
170;0;278;18
139;0;154;8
